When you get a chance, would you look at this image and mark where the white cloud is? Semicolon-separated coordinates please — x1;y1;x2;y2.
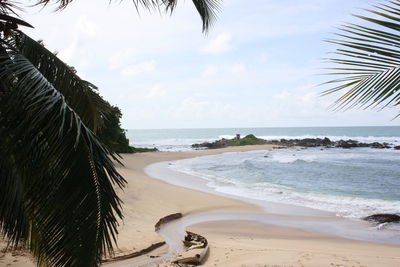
202;33;233;55
164;97;240;127
202;63;245;76
228;63;246;73
58;36;79;62
146;84;167;98
271;90;330;117
121;60;157;76
108;51;133;70
22;0;399;128
180;97;209;111
76;16;98;37
50;16;99;66
202;65;219;76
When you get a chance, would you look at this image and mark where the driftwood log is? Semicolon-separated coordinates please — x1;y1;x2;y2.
101;241;165;263
173;231;209;265
154;213;183;231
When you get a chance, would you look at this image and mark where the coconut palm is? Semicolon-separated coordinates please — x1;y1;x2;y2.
0;0;220;266
322;0;400;116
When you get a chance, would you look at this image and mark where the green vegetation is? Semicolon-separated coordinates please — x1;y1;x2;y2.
225;134;266;146
0;0;219;266
96;105;157;153
323;0;400;117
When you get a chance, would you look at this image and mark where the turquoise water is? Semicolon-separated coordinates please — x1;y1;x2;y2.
127;126;400;151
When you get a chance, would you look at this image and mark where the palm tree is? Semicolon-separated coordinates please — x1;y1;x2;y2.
0;0;220;266
322;0;400;116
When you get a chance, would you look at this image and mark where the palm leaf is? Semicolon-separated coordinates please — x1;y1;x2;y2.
162;0;221;32
33;0;221;32
0;14;33;28
0;147;29;248
0;48;126;266
323;0;400;115
0;0;22;16
11;32;111;133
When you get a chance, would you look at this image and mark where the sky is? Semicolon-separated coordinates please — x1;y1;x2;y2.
21;0;399;129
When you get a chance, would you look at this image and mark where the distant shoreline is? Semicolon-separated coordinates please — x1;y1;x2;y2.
126;126;400;152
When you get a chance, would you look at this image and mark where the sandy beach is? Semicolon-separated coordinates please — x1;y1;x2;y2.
2;145;399;266
110;145;399;267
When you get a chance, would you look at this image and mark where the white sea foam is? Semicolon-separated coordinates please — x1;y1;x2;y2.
219;134;400;146
171;165;400;218
127;127;400;151
169;148;400;219
130;134;400;151
257;135;400;145
132;138;217;151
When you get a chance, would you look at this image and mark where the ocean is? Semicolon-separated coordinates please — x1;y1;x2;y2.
127;126;400;151
128;126;400;227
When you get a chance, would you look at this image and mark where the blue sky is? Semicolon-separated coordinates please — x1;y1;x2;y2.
22;0;399;129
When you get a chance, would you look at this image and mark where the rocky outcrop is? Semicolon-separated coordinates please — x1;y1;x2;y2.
363;214;400;224
192;136;395;150
191;139;228;149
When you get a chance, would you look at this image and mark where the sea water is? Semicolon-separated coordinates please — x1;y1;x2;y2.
128;127;400;228
169;148;400;220
127;126;400;151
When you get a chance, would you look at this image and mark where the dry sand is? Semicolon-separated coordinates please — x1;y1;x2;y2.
189;221;400;267
2;145;399;266
0;244;34;267
113;145;272;255
113;145;400;267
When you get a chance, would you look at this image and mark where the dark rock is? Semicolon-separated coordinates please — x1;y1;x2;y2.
370;142;391;149
363;214;400;224
322;137;331;145
191;139;227;149
192;135;394;150
336;139;359;149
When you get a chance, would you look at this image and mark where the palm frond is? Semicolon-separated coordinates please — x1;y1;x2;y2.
161;0;221;32
0;0;22;16
191;0;221;32
0;49;125;266
34;0;73;11
0;147;29;248
33;0;221;32
323;0;400;115
13;32;111;133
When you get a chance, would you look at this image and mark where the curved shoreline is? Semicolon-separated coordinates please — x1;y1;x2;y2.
146;160;400;246
106;146;400;267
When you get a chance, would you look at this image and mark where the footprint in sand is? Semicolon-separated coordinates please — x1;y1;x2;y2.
333;254;362;266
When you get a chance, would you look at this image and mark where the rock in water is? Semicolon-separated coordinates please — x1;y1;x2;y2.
363;214;400;224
